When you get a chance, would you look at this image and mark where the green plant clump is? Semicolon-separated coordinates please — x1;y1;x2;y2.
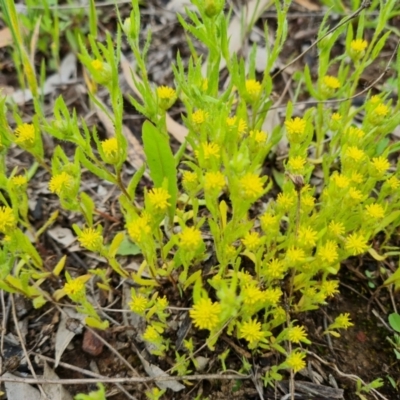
1;0;400;396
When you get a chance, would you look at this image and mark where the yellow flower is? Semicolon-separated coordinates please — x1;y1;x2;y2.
286;351;306;373
334;313;354;329
0;206;16;233
331;173;350;189
387;176;400;190
64;279;85;296
286;247;305;263
182;170;198;192
298;226;317;247
226;116;237;127
320;280;340;297
371;156;390;175
190;298;221;331
249;130;267;143
156;85;176;100
365;203;384;219
260;212;278;231
242;232;261;251
238;119;247;135
331;112;341;121
288;325;308;343
350;172;363;184
78;227;103;251
329;221;345;236
240;319;264;344
301;193;315;210
127;215;151;242
348;126;365;139
179;226;202;250
285;117;306;138
11;175;28;187
148;188;171;211
345;232;368;255
91;59;103;71
14;123;35;146
240;173;264;200
101;137;118;158
143;325;160;342
318;240;338;264
242;285;264;305
374;103;389;117
348;188;363;202
265;258;285;279
49;172;73;195
204;171;225;191
245;79;262;101
288;156;306;171
369;95;381;104
263;287;282;305
323;75;340;89
130;294;148;314
277;192;296;210
201;142;220;160
156;296;168;309
345;146;365;162
350;39;368;52
192;109;208;124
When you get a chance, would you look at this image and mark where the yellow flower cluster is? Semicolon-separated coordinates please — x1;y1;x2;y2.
148;188;171;211
179;226;202;250
0;206;16;233
190;298;221;331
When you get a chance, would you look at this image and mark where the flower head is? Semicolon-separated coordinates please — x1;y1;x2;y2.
288;325;308;343
182;170;198;192
239;319;264;345
200;142;220;160
242;285;265;305
0;206;16;233
286;351;306;373
263;287;282;305
298;226;318;247
323;75;340;90
49;172;73;195
204;171;225;192
345;232;368;255
265;258;286;279
242;232;261;251
240;173;264;200
351;39;368;52
386;176;400;190
78;227;103;251
348;126;365;139
371;156;390;175
190;298;221;331
318;240;338;264
331;112;342;121
249;130;267;143
329;221;345;236
143;325;161;342
331;173;350;189
285;117;306;142
64;278;85;296
334;313;354;329
148;188;170;212
286;247;305;263
11;175;28;187
130;294;148;314
101;137;118;160
91;59;103;71
127;215;151;243
245;79;262;101
374;103;389;117
365;203;385;219
260;212;278;231
277;191;296;211
321;280;340;297
179;226;202;250
192;109;208;125
345;146;365;162
156;86;177;110
288;156;306;171
14;123;35;147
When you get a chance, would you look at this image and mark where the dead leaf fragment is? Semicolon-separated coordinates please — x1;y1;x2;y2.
0;28;12;48
43;362;73;400
3;372;41;400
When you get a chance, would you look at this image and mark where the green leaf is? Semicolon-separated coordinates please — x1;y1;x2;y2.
142;120;178;220
116;235;141;256
388;313;400;333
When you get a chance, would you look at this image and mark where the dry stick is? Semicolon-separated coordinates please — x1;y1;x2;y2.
10;294;48;400
271;0;371;80
308;351;389;400
0;372;250;385
34;354;137;400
